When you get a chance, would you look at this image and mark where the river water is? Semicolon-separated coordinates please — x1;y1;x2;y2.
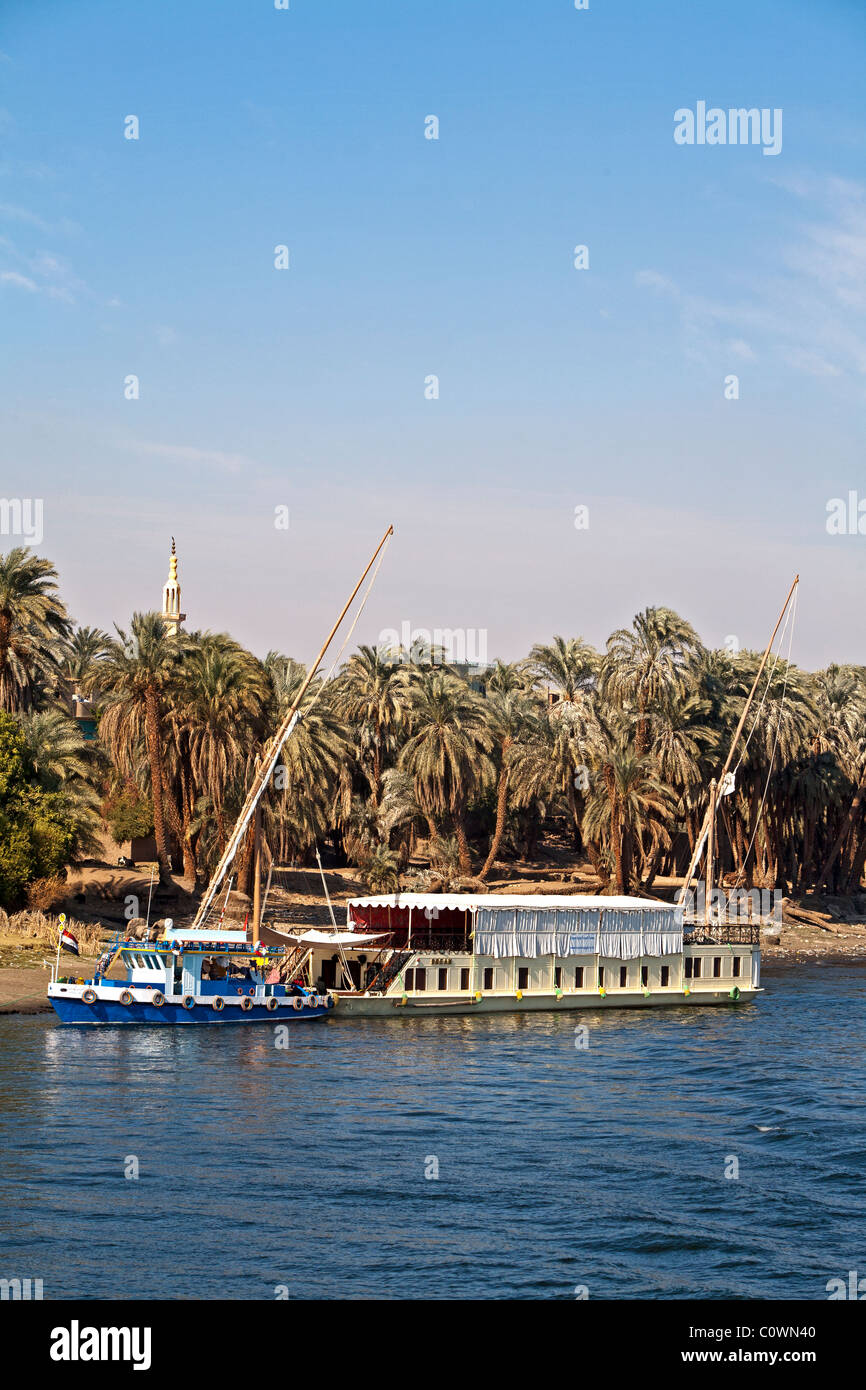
1;961;864;1300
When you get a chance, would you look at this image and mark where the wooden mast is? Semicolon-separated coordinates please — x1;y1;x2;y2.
678;574;799;910
252;805;263;936
194;524;394;930
705;778;717;925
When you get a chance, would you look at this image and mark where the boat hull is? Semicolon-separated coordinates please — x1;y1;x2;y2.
48;995;330;1026
333;988;759;1017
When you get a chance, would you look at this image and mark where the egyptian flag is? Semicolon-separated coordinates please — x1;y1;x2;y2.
59;926;79;956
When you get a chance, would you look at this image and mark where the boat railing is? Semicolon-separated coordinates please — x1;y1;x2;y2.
683;923;762;945
404;933;469;953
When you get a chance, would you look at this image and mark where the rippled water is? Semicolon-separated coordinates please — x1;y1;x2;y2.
1;961;864;1300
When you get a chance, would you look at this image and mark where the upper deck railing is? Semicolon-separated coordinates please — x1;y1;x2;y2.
682;922;762;945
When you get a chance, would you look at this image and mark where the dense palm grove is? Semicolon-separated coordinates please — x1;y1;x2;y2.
1;545;865;910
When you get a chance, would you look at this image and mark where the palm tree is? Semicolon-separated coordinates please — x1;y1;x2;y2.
524;636;597;703
178;635;268;850
602;607;703;755
0;547;71;712
399;670;494;874
361;843;401;894
99;613;186;876
56;625;111;709
263;655;350;863
17;707;103;857
479;682;541;880
331;644;410;807
582;741;676;893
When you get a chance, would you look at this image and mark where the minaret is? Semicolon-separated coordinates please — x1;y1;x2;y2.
161;537;186;637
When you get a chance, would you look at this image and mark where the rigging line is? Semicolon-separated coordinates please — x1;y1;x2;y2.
731;598;796;780
233;529;392;898
319;533;393;687
730;584;799;891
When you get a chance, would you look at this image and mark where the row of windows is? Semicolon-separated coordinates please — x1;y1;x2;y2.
127;953;163;971
684;956;742;979
402;957;746;993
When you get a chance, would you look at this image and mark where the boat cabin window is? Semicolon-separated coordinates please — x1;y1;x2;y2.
732;957;742;978
619;966;628;988
414;968;427;992
713;957;722;978
641;966;648;987
660;965;670;987
693;958;702;979
574;966;584;989
597;967;604;988
405;968;415;991
684;958;693;979
460;968;470;990
554;967;562;989
483;967;494;990
518;967;529;990
437;968;448;991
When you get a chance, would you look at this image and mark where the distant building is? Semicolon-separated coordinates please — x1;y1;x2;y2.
161;536;186;637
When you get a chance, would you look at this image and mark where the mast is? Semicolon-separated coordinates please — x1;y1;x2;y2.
705;778;717;925
678;574;799;910
193;524;394;929
252;805;263;936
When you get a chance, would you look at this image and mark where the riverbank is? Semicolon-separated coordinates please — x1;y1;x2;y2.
4;863;865;1014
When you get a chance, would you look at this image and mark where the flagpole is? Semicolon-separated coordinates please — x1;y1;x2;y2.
53;913;66;982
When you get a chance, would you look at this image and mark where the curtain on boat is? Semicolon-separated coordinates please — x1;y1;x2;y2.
473;907;682;959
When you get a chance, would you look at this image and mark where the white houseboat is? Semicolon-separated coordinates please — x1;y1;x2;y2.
279;893;760;1017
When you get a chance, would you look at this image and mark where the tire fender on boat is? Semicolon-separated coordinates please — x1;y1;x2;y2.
182;994;196;1010
152;991;165;1007
212;996;225;1012
119;989;134;1006
291;996;304;1011
82;988;97;1005
265;996;278;1011
240;996;254;1012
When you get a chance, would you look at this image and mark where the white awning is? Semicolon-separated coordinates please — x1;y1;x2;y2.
285;930;387;946
347;892;665;913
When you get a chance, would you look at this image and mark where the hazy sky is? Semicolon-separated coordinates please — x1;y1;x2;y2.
1;0;864;670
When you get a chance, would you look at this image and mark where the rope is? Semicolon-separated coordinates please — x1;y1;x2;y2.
730;584;798;890
319;534;392;686
731;595;796;781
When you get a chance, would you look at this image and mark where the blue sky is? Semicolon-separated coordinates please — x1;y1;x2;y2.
1;0;865;667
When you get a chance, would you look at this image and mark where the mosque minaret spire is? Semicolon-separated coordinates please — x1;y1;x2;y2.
161;536;186;636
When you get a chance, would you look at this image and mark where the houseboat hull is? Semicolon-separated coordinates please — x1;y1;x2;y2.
332;985;759;1017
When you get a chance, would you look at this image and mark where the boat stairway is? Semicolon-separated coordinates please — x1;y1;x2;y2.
365;951;413;995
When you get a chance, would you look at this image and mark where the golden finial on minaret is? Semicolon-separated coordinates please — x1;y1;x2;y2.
161;536;186;636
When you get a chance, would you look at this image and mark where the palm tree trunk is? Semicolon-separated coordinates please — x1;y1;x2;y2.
480;753;510;882
454;813;472;875
144;685;171;876
818;767;866;890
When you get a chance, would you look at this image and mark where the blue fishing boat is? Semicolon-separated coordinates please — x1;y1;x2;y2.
48;927;332;1025
44;526;395;1029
